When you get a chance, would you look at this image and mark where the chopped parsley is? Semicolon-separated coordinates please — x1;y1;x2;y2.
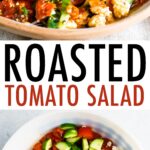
21;7;29;16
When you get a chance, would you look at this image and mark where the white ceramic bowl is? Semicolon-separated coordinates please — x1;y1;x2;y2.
3;111;141;150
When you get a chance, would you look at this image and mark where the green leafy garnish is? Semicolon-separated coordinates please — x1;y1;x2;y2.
72;145;81;150
47;16;58;28
47;10;61;28
22;7;29;16
62;0;70;11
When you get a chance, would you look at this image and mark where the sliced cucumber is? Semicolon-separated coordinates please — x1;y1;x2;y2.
56;142;71;150
64;129;78;138
60;123;76;130
72;145;81;150
66;137;80;144
82;138;89;150
90;139;104;150
128;0;134;4
58;13;70;29
42;138;52;150
89;148;95;150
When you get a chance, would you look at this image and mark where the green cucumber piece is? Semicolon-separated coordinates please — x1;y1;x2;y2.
72;145;81;150
82;138;89;150
58;12;70;29
56;142;71;150
60;123;76;130
128;0;134;4
64;129;78;138
89;148;95;150
66;137;80;144
59;13;70;23
42;138;52;150
90;139;104;150
62;0;70;10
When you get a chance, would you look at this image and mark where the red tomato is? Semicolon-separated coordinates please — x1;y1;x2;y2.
35;0;56;20
53;127;64;136
71;0;85;6
0;0;16;18
33;142;42;150
78;126;94;139
0;0;34;21
52;145;58;150
52;128;64;143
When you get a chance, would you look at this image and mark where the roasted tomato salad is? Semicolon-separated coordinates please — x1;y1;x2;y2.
0;0;147;28
33;123;120;150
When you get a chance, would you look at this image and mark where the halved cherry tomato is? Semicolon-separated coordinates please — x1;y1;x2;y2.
33;142;42;150
78;126;94;139
36;0;56;20
53;127;64;137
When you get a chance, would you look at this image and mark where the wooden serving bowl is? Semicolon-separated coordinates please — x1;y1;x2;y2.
0;1;150;40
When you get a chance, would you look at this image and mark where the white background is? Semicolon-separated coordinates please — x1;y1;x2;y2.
0;41;149;149
0;41;149;110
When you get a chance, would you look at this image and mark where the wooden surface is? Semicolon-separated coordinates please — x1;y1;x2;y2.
0;17;150;40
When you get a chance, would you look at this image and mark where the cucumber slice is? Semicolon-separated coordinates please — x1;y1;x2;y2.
90;139;104;150
56;142;71;150
72;145;81;150
128;0;134;4
60;123;76;130
42;139;52;150
64;129;78;138
82;138;89;150
66;137;80;144
89;148;95;150
58;13;70;29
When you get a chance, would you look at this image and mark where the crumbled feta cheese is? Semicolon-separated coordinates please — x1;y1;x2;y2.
107;141;112;147
88;14;106;27
112;0;131;18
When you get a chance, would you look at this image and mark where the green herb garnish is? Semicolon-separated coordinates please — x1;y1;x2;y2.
22;7;29;16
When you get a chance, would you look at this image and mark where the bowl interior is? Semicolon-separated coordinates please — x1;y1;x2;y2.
3;111;140;150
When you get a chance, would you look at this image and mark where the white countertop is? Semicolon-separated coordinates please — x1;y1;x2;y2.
0;17;150;40
0;110;150;150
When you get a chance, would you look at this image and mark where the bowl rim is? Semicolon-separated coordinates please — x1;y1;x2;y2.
0;1;150;39
2;111;142;150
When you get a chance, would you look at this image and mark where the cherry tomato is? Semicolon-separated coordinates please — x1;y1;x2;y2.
53;127;64;137
71;0;85;6
33;142;42;150
0;0;16;18
35;0;56;20
78;126;94;139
